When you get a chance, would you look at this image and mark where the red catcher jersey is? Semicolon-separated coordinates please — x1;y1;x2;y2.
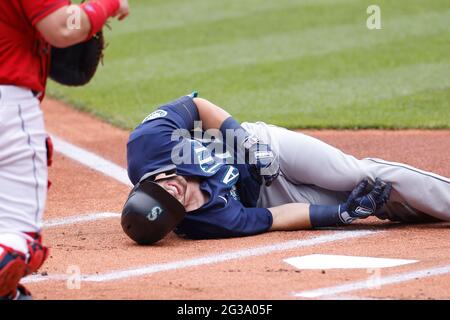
0;0;69;94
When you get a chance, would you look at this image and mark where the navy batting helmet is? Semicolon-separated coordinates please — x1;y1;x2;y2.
121;165;186;245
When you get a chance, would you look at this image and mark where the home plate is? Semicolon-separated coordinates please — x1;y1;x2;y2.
284;254;418;270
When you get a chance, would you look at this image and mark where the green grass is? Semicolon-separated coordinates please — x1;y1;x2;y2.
48;0;450;129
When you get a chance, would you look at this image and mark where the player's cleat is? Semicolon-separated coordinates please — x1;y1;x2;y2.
14;284;33;300
0;245;27;299
0;284;33;301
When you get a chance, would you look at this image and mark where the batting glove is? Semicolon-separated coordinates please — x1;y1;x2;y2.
338;178;392;224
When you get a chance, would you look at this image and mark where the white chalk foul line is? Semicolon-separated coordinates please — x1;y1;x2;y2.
23;230;377;283
52;135;133;187
44;212;120;228
294;264;450;298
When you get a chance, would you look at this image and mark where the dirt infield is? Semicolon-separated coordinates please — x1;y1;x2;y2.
25;98;450;300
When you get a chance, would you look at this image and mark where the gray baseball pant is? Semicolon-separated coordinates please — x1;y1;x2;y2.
242;122;450;222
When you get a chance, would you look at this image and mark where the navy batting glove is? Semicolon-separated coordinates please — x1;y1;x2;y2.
243;136;280;186
338;178;392;224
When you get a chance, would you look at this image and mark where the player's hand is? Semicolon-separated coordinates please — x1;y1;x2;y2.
243;136;280;186
338;178;392;224
114;0;130;20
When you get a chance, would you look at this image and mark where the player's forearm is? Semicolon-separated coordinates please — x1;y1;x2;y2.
36;6;91;48
269;203;312;231
269;179;392;231
268;202;349;231
193;97;231;130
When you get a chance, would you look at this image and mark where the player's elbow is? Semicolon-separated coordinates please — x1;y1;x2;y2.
43;28;78;48
36;6;90;48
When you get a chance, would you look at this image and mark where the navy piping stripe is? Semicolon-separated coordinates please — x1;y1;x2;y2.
18;104;41;223
367;159;450;185
181;104;194;123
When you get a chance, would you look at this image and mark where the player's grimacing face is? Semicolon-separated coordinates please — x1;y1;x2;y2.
154;173;188;205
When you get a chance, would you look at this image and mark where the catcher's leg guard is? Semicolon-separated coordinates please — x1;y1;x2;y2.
0;234;48;299
0;244;27;298
25;233;49;276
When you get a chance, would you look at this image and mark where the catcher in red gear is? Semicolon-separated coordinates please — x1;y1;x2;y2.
0;0;129;300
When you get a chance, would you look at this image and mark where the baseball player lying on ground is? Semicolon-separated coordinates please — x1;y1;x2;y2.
121;93;450;244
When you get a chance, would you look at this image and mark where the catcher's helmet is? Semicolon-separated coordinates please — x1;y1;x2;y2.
121;165;186;245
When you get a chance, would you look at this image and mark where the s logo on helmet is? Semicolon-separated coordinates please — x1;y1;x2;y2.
147;206;163;221
142;110;168;123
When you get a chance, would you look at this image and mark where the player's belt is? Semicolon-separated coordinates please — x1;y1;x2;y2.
32;90;43;99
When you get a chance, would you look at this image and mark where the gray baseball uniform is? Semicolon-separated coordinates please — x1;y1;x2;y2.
242;122;450;223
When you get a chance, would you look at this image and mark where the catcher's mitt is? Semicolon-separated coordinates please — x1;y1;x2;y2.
49;31;105;86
